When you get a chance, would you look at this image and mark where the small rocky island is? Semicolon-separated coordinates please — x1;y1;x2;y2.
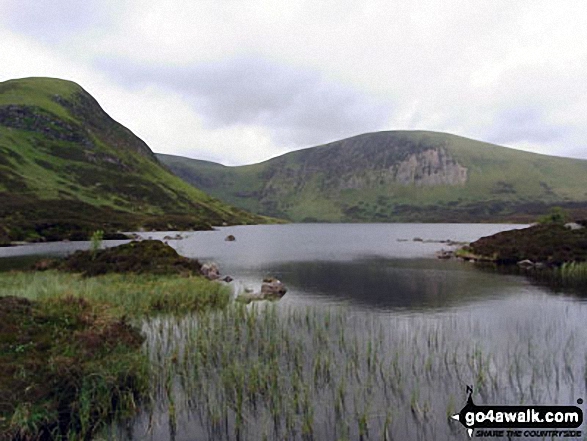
458;220;587;267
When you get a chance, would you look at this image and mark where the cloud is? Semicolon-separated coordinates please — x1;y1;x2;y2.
485;108;567;146
2;0;587;163
0;0;114;44
96;57;393;147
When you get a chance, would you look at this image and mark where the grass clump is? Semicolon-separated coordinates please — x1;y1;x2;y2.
548;261;587;289
90;229;104;256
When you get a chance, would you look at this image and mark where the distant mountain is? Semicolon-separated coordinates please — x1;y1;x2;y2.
0;77;265;244
158;131;587;222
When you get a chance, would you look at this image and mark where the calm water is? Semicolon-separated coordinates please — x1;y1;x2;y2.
125;224;586;440
150;223;537;311
2;224;586;440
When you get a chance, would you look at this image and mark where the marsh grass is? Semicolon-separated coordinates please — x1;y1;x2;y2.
111;301;586;441
556;262;587;286
0;270;230;317
4;270;584;440
513;261;587;293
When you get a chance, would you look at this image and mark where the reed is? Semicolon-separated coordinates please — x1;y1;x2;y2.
111;301;587;440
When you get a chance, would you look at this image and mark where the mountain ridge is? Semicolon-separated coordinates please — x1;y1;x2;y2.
0;77;267;244
158;130;587;222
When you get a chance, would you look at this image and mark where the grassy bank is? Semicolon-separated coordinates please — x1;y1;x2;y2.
0;266;231;439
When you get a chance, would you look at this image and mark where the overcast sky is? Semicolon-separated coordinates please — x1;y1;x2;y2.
1;0;586;165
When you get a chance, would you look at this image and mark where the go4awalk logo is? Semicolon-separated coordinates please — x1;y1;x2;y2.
450;386;583;438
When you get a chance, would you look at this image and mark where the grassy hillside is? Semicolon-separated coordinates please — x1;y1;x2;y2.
0;77;266;244
158;131;587;222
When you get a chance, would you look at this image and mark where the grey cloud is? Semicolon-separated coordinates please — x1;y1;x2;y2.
2;0;108;44
96;57;393;146
485;108;567;146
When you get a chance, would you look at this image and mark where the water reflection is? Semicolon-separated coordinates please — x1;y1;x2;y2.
269;258;528;311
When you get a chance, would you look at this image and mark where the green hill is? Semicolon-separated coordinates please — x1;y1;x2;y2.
158;131;587;222
0;77;266;244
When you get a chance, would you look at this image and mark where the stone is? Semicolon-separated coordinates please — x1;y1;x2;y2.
564;222;584;230
261;278;287;298
225;235;236;242
200;262;220;280
517;259;535;268
236;279;288;303
436;249;454;259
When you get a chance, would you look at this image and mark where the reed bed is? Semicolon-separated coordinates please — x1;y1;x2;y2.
105;299;587;440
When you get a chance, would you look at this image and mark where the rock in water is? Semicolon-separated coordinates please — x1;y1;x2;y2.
517;259;535;268
236;278;288;303
261;278;287;298
201;262;220;280
225;235;236;241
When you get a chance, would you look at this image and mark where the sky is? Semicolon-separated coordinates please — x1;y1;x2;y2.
1;0;586;165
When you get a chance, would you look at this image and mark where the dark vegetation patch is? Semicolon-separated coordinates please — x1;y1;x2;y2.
33;158;59;171
0;192;136;244
259;200;286;219
0;168;28;192
540;181;555;196
0;295;146;440
65;165;175;204
59;240;202;277
490;181;516;195
468;222;587;265
141;214;213;231
0;193;216;245
369;201;587;223
46;142;91;162
0;105;93;147
0;146;25;164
